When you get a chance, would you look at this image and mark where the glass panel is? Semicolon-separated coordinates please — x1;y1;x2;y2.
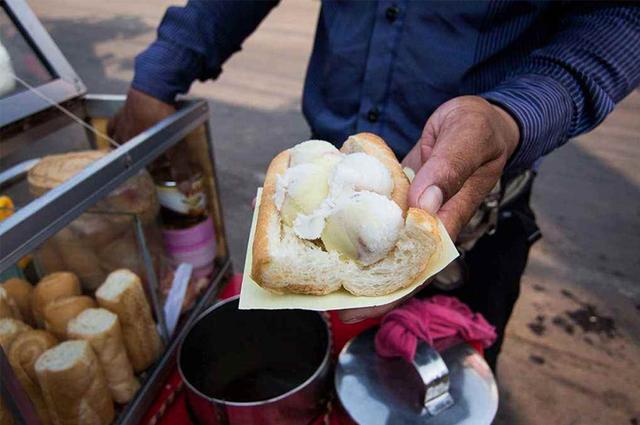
0;7;54;98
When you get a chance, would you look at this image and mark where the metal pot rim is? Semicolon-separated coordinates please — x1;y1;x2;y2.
178;295;332;407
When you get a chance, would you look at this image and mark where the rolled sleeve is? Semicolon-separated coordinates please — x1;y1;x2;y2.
482;75;574;173
482;4;640;173
131;1;279;104
133;40;207;104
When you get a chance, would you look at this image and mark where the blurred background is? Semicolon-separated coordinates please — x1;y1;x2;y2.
26;0;640;423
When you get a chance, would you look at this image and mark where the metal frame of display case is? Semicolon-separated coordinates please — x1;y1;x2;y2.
0;97;211;272
2;2;233;422
0;95;233;425
0;0;87;127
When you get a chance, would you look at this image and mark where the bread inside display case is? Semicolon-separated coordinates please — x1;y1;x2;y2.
1;119;230;423
0;6;230;422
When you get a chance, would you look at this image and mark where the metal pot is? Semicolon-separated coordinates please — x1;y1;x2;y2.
178;296;332;425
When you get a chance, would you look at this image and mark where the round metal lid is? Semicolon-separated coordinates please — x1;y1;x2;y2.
335;328;498;425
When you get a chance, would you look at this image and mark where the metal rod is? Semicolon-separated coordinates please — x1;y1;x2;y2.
134;215;169;343
0;159;39;190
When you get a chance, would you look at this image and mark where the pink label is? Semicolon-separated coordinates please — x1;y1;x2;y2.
162;216;216;249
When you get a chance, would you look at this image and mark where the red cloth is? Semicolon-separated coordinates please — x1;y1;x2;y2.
217;272;243;300
375;295;497;362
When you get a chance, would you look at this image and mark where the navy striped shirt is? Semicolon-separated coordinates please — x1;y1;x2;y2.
133;1;640;173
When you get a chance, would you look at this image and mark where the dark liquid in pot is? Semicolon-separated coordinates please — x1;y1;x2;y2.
213;365;307;402
180;301;329;404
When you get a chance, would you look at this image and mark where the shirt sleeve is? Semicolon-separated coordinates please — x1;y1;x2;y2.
481;2;640;173
132;0;279;103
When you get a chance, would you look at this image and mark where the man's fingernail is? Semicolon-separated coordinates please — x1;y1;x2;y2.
418;185;443;214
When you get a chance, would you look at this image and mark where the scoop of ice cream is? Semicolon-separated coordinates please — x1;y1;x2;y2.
275;163;332;227
292;199;334;240
321;191;403;265
289;140;340;167
330;153;393;199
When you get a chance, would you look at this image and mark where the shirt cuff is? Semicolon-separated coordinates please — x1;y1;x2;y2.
481;74;574;173
132;40;205;104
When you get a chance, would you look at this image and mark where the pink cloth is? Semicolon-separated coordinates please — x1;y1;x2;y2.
375;296;497;362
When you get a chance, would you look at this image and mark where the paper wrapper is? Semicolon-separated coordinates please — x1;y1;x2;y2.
240;188;459;310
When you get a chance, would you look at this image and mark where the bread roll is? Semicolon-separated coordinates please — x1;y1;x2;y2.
8;330;58;425
1;278;34;325
0;286;21;320
98;234;144;278
67;214;124;251
252;133;441;296
67;308;140;403
35;340;114;425
32;272;81;327
43;296;96;339
35;239;66;276
52;228;107;292
28;151;107;197
0;318;31;351
96;270;162;372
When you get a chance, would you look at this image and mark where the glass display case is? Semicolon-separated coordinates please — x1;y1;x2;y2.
0;1;231;424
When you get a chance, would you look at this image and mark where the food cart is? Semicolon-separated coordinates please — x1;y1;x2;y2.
0;1;231;423
0;2;501;424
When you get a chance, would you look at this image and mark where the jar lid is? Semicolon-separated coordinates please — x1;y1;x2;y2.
28;150;107;195
154;171;204;188
335;327;498;425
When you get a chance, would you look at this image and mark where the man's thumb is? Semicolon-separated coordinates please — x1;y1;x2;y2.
416;185;443;214
407;148;476;215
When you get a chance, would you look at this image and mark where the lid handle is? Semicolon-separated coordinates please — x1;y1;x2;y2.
412;342;454;416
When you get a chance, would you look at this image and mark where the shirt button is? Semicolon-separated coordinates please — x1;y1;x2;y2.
367;107;380;123
385;6;399;22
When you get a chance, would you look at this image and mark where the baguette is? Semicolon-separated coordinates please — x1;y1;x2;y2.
96;270;162;372
252;133;441;296
67;308;140;403
0;318;31;352
8;330;58;425
32;272;81;328
35;340;114;425
0;286;21;320
43;296;96;340
1;278;34;325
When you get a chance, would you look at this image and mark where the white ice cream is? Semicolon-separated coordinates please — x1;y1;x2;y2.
275;140;342;239
330;153;393;199
289;140;340;167
274;140;403;262
275;163;331;228
321;191;403;265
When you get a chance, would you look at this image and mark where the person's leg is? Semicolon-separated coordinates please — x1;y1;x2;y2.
421;182;539;371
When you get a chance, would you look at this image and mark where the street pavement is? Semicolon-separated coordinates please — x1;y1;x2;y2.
27;1;640;423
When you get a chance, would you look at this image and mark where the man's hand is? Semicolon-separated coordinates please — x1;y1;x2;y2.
403;96;519;239
108;88;176;143
108;88;194;193
337;96;519;323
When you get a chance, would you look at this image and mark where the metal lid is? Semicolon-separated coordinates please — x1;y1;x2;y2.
335;327;498;425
